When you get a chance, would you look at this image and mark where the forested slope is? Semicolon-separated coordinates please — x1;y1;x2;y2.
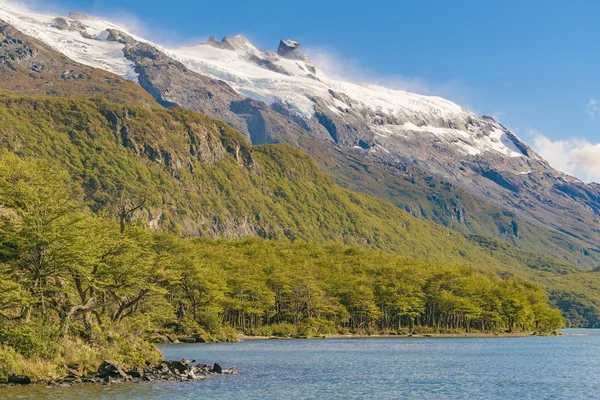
0;92;598;327
0;154;563;379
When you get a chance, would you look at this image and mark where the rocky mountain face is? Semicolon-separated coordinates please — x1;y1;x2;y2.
0;21;156;106
296;134;600;267
277;39;309;62
0;4;598;267
94;29;311;147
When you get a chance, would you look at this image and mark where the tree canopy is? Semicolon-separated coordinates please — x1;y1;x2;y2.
0;153;563;378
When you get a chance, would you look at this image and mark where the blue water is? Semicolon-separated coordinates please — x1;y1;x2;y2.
3;329;600;399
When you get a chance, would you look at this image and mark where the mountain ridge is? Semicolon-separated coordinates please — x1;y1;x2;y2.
0;3;598;269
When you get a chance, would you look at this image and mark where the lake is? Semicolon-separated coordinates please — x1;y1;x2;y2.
3;329;600;399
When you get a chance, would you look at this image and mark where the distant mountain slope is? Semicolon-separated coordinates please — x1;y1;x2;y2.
0;90;527;260
159;36;600;256
295;135;600;268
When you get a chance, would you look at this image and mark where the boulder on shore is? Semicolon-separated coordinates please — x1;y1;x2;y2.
8;374;31;385
163;360;188;374
2;359;237;387
97;360;129;380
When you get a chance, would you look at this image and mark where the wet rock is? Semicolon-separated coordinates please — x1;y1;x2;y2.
97;360;129;380
82;376;102;384
155;362;171;375
3;359;235;387
62;374;82;384
163;360;189;374
185;371;197;381
8;374;31;385
127;366;145;379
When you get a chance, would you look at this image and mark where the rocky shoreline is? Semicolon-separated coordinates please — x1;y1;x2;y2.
1;359;237;388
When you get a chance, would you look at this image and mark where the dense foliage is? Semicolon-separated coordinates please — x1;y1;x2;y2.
0;92;497;256
0;154;563;378
180;239;563;336
0;92;598;328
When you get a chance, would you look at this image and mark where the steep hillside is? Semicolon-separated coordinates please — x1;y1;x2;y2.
0;91;524;261
0;153;565;381
1;91;600;325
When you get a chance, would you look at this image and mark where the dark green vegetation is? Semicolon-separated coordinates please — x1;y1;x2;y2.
0;153;562;379
0;91;546;262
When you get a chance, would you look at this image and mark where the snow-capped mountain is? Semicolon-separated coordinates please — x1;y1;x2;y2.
0;3;530;160
1;3;599;258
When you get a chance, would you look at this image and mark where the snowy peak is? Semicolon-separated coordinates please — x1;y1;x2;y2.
277;39;309;62
0;3;139;80
1;2;599;258
222;34;258;54
0;2;535;163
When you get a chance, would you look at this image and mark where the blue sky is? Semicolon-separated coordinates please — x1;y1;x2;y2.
18;0;600;181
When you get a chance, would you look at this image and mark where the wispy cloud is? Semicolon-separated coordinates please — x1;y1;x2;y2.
529;130;600;183
305;47;473;109
585;98;600;119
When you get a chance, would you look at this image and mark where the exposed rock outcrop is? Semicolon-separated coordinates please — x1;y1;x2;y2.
207;36;234;50
0;21;155;106
1;359;237;387
277;39;309;62
103;30;308;145
2;8;600;267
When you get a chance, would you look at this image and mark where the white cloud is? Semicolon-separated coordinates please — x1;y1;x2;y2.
529;130;600;183
585;98;600;119
305;47;473;108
